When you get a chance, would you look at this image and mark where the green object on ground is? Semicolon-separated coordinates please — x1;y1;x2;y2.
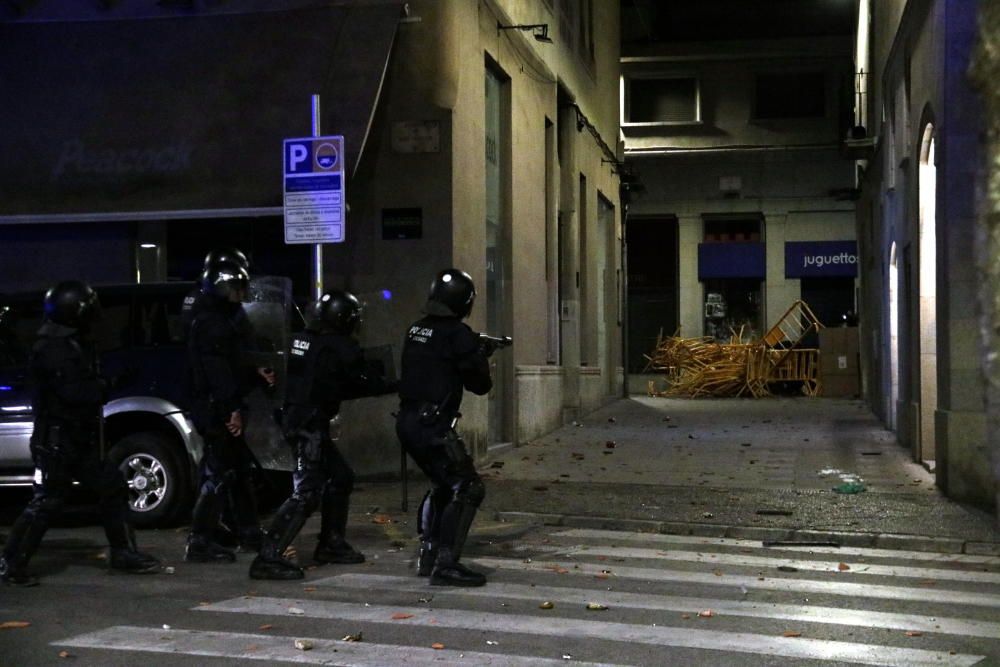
833;482;866;494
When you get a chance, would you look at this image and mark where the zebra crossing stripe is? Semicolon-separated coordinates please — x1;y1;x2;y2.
553;529;1000;566
313;573;1000;640
524;544;1000;585
475;557;1000;608
54;625;620;667
194;596;984;666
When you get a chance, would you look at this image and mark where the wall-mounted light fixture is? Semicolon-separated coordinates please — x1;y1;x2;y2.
497;22;553;44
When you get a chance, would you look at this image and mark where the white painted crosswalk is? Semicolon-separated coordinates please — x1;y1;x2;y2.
53;527;999;666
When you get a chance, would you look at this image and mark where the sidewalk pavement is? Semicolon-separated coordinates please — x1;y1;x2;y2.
353;396;1000;556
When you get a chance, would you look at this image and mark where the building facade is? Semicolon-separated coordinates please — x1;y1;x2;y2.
0;0;624;475
619;6;857;383
854;0;996;514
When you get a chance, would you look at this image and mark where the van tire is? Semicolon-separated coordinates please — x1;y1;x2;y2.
109;432;190;528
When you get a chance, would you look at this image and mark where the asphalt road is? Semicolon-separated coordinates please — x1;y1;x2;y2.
1;513;999;666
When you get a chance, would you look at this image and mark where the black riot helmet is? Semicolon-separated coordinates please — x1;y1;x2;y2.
203;247;250;272
307;290;362;335
425;268;476;318
43;280;101;329
200;260;250;301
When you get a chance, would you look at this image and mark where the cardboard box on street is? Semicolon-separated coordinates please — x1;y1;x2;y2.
819;327;860;397
823;373;860;398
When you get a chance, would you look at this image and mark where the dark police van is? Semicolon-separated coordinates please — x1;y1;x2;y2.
0;278;296;527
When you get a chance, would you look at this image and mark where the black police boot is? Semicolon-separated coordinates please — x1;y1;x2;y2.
416;541;437;577
430;547;486;587
185;537;236;563
110;548;161;574
0;555;39;587
314;538;365;565
249;554;304;580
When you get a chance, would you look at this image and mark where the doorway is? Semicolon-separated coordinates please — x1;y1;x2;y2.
626;217;678;371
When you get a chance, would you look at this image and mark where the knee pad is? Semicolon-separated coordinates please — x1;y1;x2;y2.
453;477;485;507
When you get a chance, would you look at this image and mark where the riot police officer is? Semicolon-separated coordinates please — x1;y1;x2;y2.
0;281;160;586
396;269;493;587
250;290;396;580
181;248;268;553
185;262;263;563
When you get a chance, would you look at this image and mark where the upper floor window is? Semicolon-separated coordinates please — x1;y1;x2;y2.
624;76;699;125
753;72;826;119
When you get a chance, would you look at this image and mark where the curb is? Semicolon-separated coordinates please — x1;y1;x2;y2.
493;510;1000;556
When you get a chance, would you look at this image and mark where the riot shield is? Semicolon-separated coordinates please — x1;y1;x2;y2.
242;276;295;471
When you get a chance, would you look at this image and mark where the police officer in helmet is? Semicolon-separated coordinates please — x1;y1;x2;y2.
396;269;492;587
185;261;264;563
250;290;396;580
181;248;269;552
0;281;160;586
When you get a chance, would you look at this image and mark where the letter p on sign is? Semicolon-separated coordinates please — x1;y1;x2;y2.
286;142;310;173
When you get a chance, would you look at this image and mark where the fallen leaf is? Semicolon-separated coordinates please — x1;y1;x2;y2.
594;574;609;580
371;514;393;525
288;607;305;616
258;624;273;631
586;602;608;611
783;631;802;637
302;586;317;592
681;614;691;619
539;601;555;609
431;642;445;650
837;562;850;571
58;651;72;659
246;644;260;652
392;613;414;620
294;639;314;651
605;440;617;449
342;632;363;642
0;621;31;630
697;610;713;618
905;631;923;637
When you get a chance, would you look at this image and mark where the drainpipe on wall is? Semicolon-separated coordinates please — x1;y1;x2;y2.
970;1;1000;523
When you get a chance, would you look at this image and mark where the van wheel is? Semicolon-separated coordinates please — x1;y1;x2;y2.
109;432;189;528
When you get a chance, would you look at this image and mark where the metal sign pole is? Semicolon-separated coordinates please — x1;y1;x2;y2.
311;94;324;300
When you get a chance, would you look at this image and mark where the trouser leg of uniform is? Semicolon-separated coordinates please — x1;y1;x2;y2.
317;442;354;545
227;434;261;546
437;474;485;561
78;449;131;550
261;496;313;560
189;435;230;541
250;448;319;579
1;455;69;577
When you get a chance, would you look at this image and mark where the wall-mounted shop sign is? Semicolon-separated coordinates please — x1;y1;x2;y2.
785;241;858;278
697;242;766;279
382;207;422;240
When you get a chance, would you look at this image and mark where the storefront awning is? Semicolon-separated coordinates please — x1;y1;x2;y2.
0;2;403;218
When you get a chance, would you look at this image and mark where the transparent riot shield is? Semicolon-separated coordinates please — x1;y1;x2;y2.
242;276;295;471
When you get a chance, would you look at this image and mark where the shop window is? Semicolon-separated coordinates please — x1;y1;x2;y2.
703;278;762;342
704;219;761;243
754;72;825;119
625;77;699;124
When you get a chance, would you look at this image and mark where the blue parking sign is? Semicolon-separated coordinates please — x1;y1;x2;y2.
282;136;345;244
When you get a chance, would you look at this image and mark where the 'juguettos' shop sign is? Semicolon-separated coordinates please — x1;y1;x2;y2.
784;241;858;278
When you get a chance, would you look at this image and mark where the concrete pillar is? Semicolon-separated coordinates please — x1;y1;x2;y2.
677;215;702;337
